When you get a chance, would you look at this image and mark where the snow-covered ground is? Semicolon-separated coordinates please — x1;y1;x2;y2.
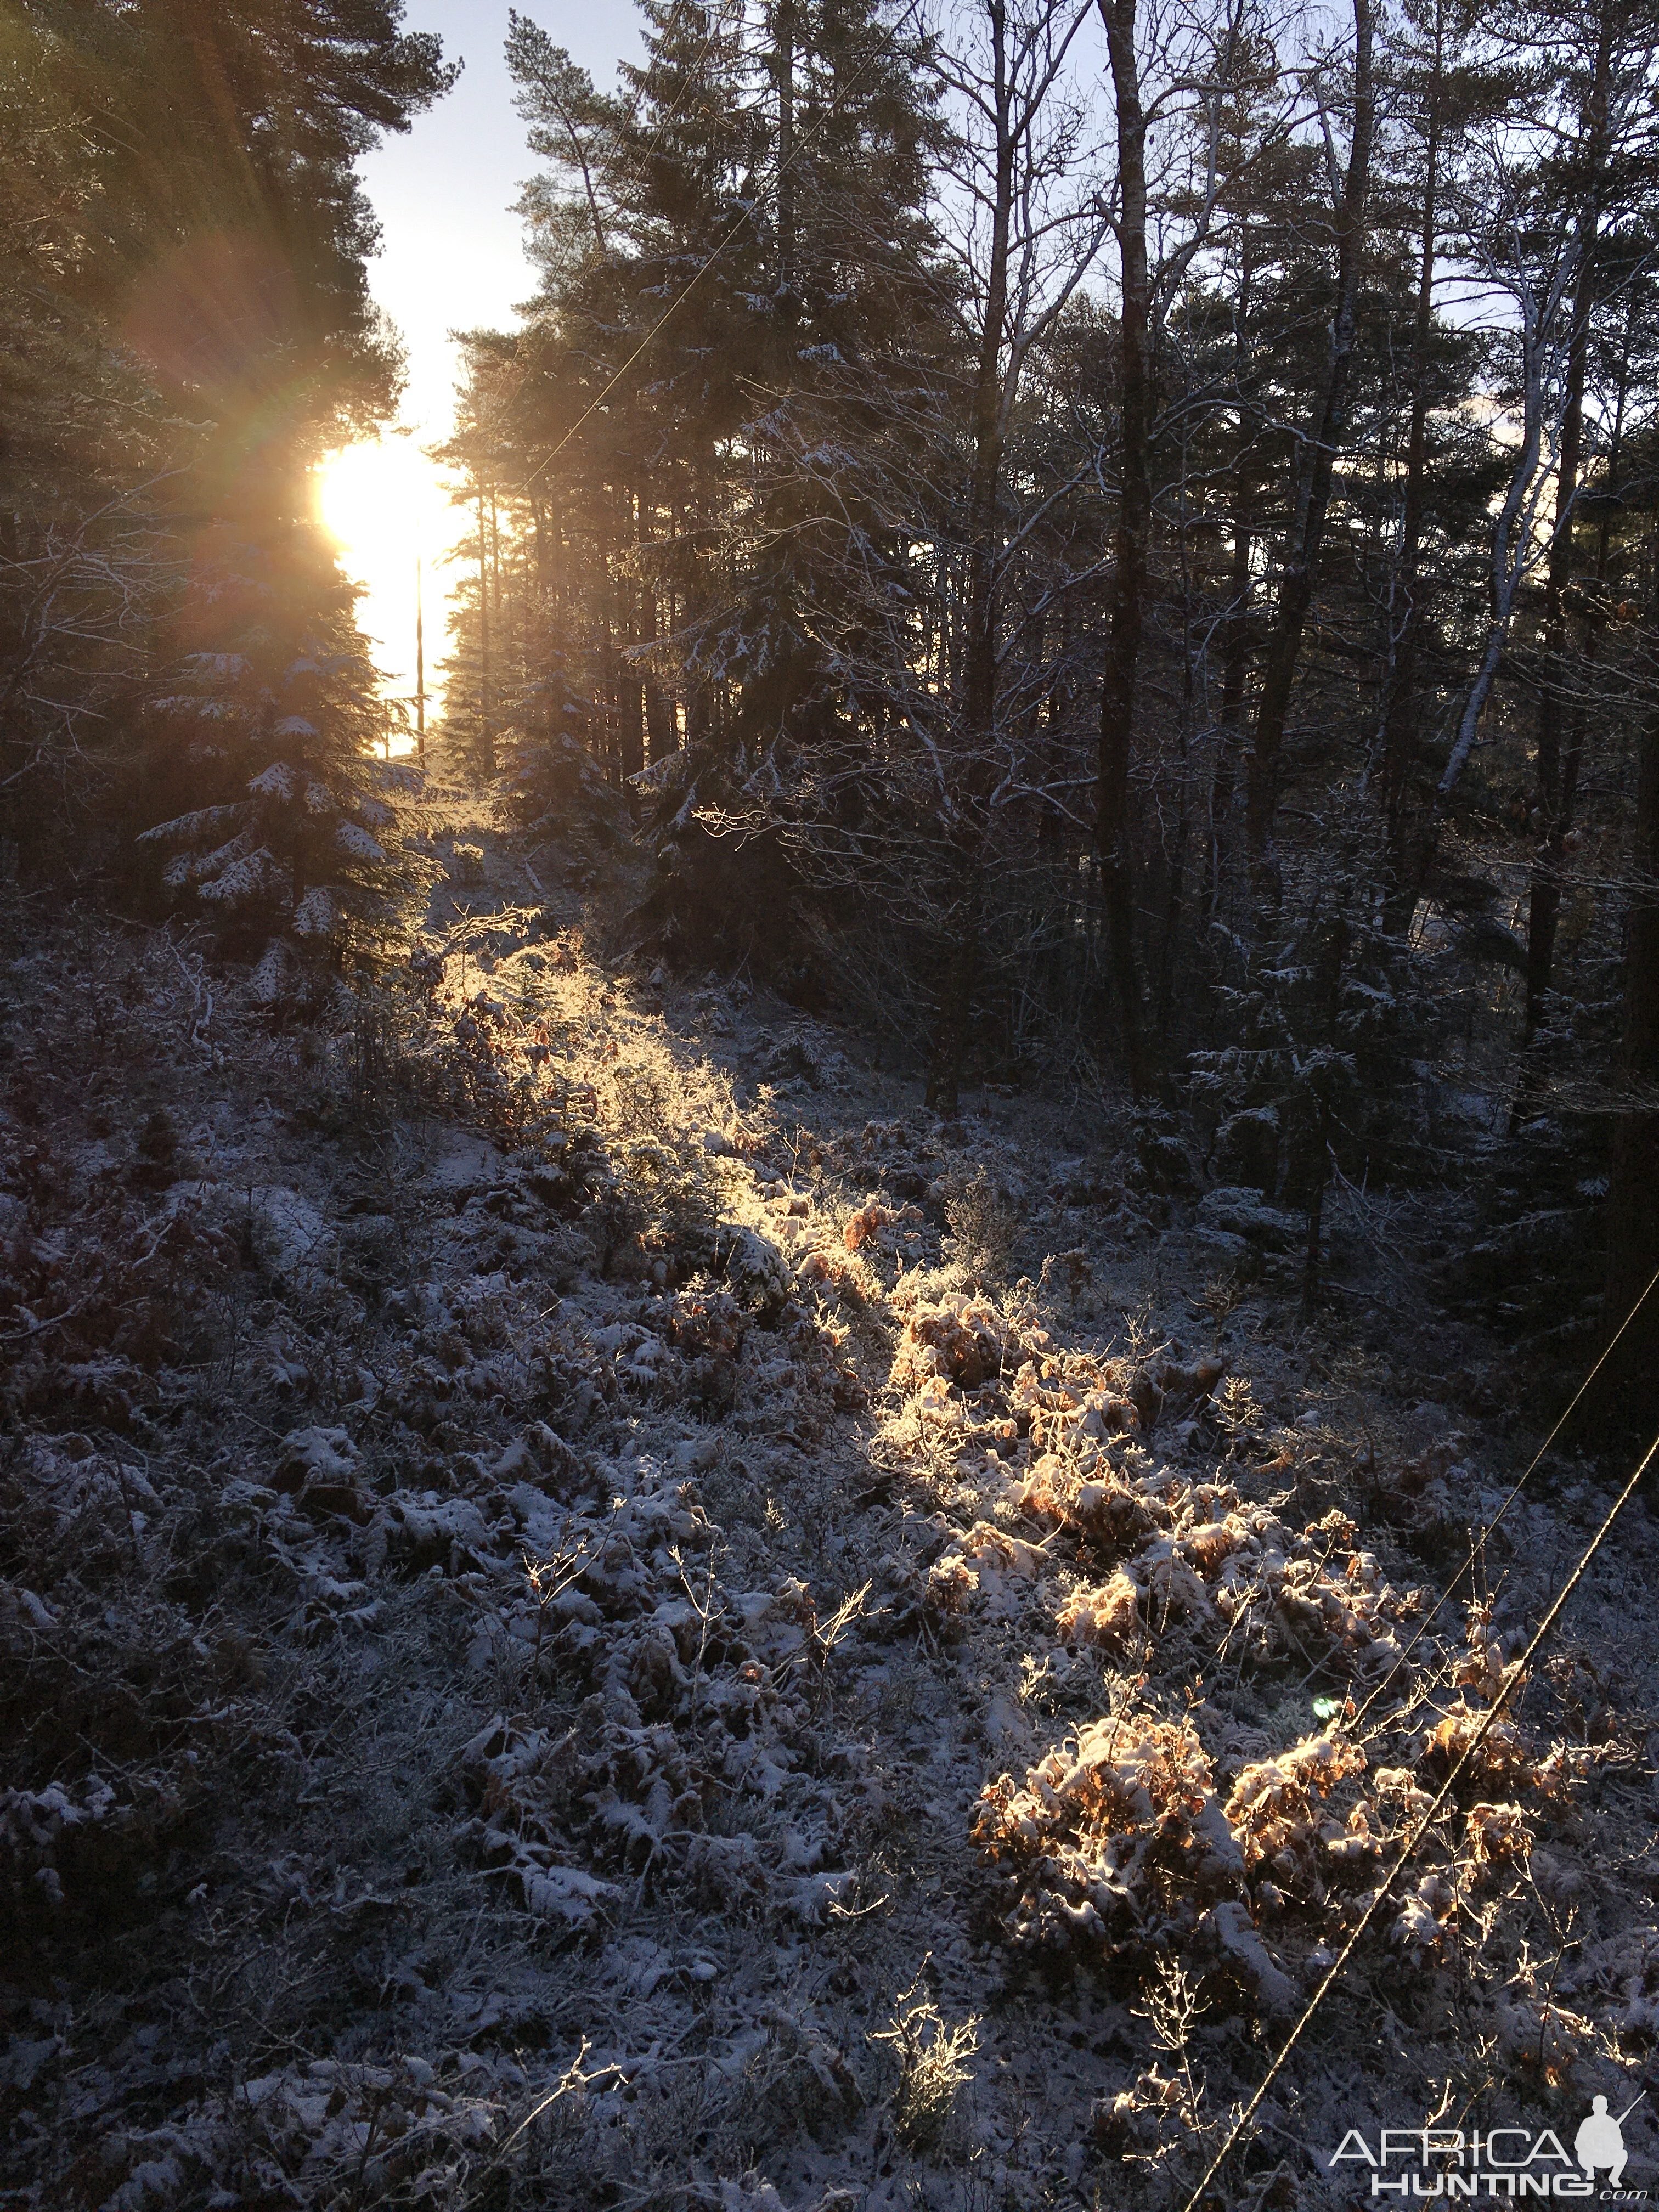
5;807;1659;2211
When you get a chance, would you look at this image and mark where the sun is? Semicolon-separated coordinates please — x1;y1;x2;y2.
315;432;460;743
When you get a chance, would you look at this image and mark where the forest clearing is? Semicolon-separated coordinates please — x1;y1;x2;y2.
5;0;1659;2204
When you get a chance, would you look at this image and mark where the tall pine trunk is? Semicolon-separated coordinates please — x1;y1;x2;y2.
618;484;646;812
1095;0;1151;1098
927;0;1012;1113
1519;5;1612;1057
1206;236;1256;927
1379;0;1443;930
1243;0;1375;914
1207;481;1252;922
475;480;495;781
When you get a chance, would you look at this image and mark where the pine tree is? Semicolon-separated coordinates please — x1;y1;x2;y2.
137;505;426;996
485;0;951;972
4;0;454;960
0;10;177;854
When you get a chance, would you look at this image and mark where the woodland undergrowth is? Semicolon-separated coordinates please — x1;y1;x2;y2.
2;878;1658;2211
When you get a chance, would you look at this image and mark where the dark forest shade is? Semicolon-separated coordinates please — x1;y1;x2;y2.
4;0;1659;1387
419;0;1659;1384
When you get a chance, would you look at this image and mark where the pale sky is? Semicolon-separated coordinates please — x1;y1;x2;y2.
326;0;644;716
362;0;646;436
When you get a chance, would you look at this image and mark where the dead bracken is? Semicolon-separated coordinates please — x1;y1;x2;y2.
0;852;1654;2212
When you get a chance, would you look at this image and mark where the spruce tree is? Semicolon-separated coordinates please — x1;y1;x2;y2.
137;501;425;995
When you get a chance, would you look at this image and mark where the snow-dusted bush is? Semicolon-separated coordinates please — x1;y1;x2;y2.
871;1968;981;2153
972;1712;1245;1961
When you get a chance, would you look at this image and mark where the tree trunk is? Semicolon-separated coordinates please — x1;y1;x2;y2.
1379;0;1442;931
1518;347;1588;1056
1243;0;1375;912
1520;5;1611;1052
961;2;1011;770
1206;200;1256;931
1301;909;1350;1314
775;0;795;312
1095;0;1152;1098
1207;492;1252;916
596;488;621;788
927;0;1012;1115
643;549;674;769
475;479;494;781
1159;455;1195;1026
619;488;646;812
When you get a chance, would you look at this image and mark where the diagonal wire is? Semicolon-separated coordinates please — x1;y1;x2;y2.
514;0;929;496
1349;1260;1659;1733
431;0;741;462
1181;1421;1659;2212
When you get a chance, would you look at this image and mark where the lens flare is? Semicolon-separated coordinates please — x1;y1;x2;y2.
316;433;460;743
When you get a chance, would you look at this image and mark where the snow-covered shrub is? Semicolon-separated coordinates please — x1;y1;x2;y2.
843;1197;897;1252
1223;1733;1372;1892
216;2056;501;2204
972;1712;1245;1961
499;667;625;861
612;1133;721;1277
0;1128;238;1421
270;1425;369;1523
870;1968;981;2153
1019;1453;1162;1553
440;1451;858;1928
1005;1392;1410;1675
405;985;586;1149
2;1775;121;1911
923;1522;1044;1622
663;1286;750;1411
923;1552;980;1630
716;1223;793;1317
1054;1571;1142;1651
889;1290;1024;1393
940;1163;1018;1284
1493;1995;1592;2086
1188;905;1436;1296
1457;1798;1534;1887
1419;1702;1534;1795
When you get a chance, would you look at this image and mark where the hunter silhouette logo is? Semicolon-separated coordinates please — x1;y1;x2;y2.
1577;2098;1639;2191
1329;2094;1648;2198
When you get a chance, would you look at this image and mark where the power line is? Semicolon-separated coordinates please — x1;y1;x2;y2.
514;0;929;497
1181;1419;1659;2212
1350;1260;1659;1733
430;0;746;488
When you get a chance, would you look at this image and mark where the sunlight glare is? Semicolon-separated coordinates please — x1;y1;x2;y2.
317;433;461;748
